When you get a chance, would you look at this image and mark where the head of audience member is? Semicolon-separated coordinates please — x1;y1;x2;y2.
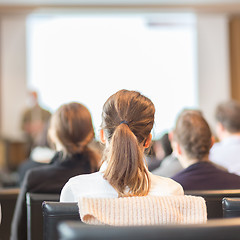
100;89;155;197
173;110;213;168
153;133;172;161
48;102;95;158
215;100;240;141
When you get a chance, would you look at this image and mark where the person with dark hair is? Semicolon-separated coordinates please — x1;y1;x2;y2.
60;90;183;202
152;131;183;177
146;133;173;172
11;102;100;240
210;100;240;175
171;110;240;191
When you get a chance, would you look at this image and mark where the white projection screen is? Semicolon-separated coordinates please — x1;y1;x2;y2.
27;13;197;139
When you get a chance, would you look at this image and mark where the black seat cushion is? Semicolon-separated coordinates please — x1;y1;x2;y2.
185;189;240;218
42;201;81;240
26;193;60;240
58;218;240;240
222;197;240;218
0;188;19;240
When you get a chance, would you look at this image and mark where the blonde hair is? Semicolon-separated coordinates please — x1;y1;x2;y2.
101;90;155;197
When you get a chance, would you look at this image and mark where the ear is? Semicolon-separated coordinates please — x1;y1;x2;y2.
175;142;182;156
216;122;224;134
100;129;106;144
168;131;173;142
210;136;215;148
144;133;152;149
216;122;225;141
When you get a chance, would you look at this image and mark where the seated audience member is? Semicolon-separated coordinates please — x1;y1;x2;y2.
11;102;100;240
146;133;173;171
18;121;55;185
210;100;240;175
60;89;183;202
171;110;240;191
152;132;183;177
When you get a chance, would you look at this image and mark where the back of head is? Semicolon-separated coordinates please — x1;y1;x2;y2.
50;102;94;155
215;100;240;133
101;89;155;197
174;110;212;161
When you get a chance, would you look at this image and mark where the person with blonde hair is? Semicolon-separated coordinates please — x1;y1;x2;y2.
60;90;183;202
11;102;100;240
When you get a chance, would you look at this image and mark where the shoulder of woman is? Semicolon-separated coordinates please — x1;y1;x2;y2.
149;172;184;195
67;171;103;184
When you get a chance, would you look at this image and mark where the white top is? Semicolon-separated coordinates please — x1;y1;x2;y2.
30;147;55;163
210;136;240;176
60;162;184;202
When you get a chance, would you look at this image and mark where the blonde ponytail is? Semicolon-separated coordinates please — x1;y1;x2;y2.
101;90;155;197
104;123;150;197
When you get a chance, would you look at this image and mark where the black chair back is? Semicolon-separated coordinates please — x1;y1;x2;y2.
42;201;80;240
222;197;240;218
185;189;240;218
26;193;59;240
58;218;240;240
0;188;19;240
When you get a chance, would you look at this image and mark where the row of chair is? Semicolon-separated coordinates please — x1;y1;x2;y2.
57;217;240;240
43;197;240;240
1;189;240;240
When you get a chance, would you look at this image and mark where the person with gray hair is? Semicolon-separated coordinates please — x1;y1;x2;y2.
210;100;240;176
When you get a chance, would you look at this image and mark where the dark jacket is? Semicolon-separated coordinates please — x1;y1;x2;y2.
11;150;98;240
172;161;240;191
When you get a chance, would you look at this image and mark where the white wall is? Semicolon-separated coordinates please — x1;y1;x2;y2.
1;14;28;140
196;13;230;132
0;12;232;139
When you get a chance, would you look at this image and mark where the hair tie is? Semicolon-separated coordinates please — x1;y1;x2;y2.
120;120;129;126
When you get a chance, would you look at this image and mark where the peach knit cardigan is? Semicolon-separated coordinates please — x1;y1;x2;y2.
78;195;207;226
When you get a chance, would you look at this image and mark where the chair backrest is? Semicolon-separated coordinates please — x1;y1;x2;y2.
58;218;240;240
222;197;240;218
42;201;80;240
26;193;60;240
0;188;19;240
185;189;240;218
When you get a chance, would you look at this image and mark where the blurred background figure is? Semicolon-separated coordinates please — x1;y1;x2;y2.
21;90;51;156
146;133;173;172
151;132;183;177
210;100;240;176
172;109;240;191
11;102;100;240
17;120;55;185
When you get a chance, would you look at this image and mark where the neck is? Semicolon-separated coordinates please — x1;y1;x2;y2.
179;155;209;168
219;131;240;141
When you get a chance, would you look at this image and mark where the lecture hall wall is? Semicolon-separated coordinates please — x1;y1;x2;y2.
0;2;237;141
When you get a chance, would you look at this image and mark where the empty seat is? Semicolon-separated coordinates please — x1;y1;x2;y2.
0;188;19;240
58;218;240;240
42;201;80;240
222;197;240;218
26;193;60;240
185;189;240;218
